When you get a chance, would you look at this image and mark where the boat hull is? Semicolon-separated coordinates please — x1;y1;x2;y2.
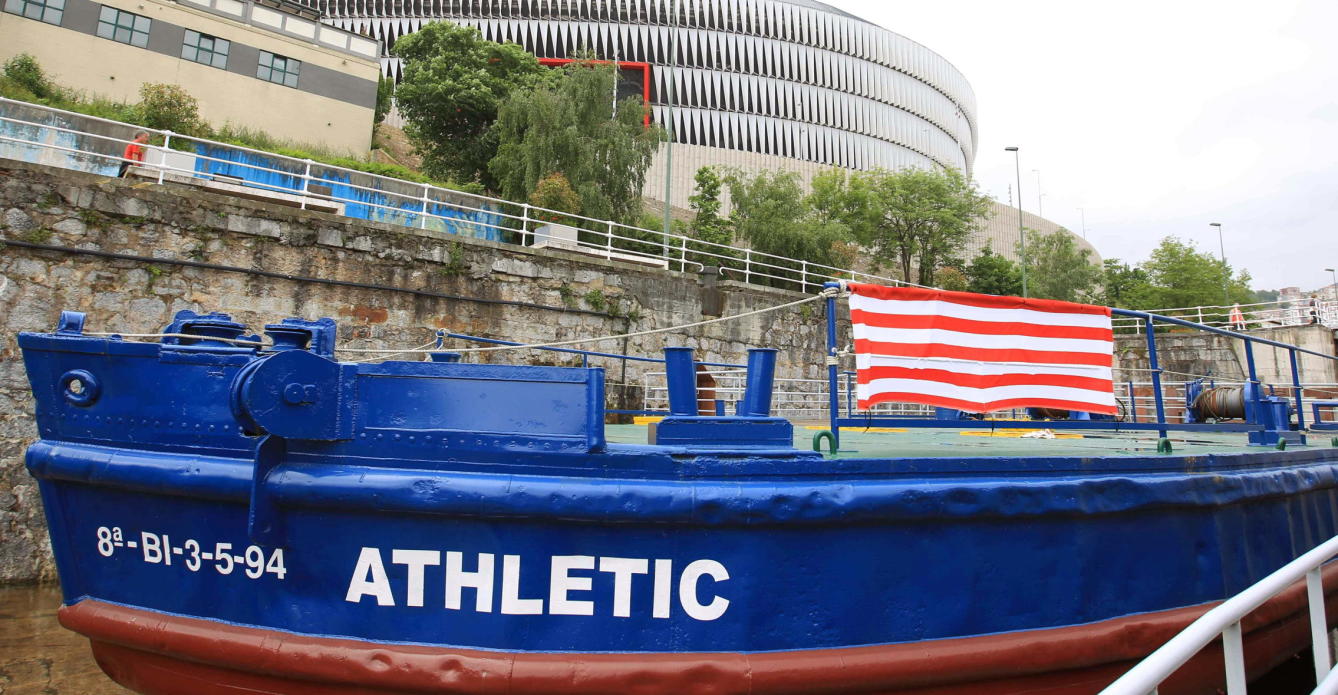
65;582;1338;695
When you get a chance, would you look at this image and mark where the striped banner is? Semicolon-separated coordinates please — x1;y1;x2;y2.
848;284;1117;414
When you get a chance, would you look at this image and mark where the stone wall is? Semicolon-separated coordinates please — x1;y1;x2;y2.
1114;326;1337;386
0;160;831;584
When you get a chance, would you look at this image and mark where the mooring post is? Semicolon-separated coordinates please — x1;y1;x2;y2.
663;347;697;417
1127;381;1138;422
740;348;778;417
824;282;842;449
1144;316;1169;440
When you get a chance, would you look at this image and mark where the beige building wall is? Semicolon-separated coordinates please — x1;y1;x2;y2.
0;0;379;152
645;143;1101;268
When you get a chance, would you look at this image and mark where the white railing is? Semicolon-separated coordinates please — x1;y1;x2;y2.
0;96;902;293
1099;534;1338;695
1113;299;1338;333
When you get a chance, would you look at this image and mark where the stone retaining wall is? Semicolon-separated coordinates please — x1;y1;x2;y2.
0;160;830;584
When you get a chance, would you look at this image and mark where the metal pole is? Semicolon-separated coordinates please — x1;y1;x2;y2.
520;203;531;246
1308;568;1331;683
660;0;677;248
158;130;172;185
419;183;430;229
1006;147;1027;297
824;282;841;450
1222;621;1247;695
299;159;312;210
1144;317;1169;440
1127;381;1138;423
1210;223;1228;306
1291;349;1306;432
1079;207;1087;239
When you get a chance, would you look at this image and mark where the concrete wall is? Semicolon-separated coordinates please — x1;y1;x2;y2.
0;0;379;152
1114;326;1338;387
0;159;830;583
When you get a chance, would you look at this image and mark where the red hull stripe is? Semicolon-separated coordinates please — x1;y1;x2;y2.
856;366;1114;393
854;338;1114;368
847;283;1113;317
60;564;1338;695
858;391;1120;415
851;309;1115;342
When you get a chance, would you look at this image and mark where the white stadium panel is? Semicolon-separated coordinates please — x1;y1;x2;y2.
321;0;978;175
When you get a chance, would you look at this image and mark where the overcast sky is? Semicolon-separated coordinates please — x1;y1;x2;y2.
824;0;1338;292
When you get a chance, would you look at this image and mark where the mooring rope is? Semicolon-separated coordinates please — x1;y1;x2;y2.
336;288;838;360
86;331;269;346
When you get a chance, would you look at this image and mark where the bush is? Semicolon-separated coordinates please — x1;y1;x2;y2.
136;83;205;136
2;54;54;99
528;172;581;226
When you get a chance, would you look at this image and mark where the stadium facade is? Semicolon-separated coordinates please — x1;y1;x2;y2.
316;0;1094;263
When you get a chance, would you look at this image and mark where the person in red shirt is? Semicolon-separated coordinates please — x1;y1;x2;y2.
118;131;150;178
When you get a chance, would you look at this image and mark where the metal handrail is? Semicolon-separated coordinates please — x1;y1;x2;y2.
1099;534;1338;695
0;96;905;293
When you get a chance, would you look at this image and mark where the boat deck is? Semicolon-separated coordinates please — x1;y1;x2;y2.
605;423;1317;458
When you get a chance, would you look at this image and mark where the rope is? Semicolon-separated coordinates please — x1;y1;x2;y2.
86;331;267;346
336;290;834;359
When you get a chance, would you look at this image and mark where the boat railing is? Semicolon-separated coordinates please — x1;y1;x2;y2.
821;285;1338;449
1098;534;1338;695
0;96;903;294
1111;298;1338;333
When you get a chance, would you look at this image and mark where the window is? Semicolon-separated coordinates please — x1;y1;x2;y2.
96;6;150;48
3;0;64;25
257;51;299;87
182;30;229;69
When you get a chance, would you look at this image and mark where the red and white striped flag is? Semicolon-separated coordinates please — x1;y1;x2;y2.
848;284;1117;414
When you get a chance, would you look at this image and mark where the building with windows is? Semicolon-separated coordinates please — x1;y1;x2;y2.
1;0;381;151
317;0;1096;265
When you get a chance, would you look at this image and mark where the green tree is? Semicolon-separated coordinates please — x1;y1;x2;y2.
1139;236;1253;311
392;22;549;188
1099;259;1155;309
490;61;664;226
810;167;989;286
724;169;850;290
965;247;1023;297
527;172;581;227
374;76;394;125
2;54;56;99
136;83;205;136
1019;229;1102;303
685;166;736;269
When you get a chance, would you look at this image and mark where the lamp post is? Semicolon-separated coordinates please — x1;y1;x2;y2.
1327;267;1337;301
1208;222;1228;305
1006;147;1027;297
660;0;678;245
1078;207;1087;239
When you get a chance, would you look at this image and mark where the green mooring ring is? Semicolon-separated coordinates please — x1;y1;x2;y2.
1156;437;1173;454
813;430;837;455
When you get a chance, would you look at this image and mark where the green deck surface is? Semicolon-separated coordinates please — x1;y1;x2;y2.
604;423;1323;458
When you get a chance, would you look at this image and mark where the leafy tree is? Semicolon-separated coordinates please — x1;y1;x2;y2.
1099;259;1155;309
685;166;736;269
527;172;581;227
490;61;664;226
937;266;969;292
374;76;394;125
1140;236;1253;311
392;22;549;188
1019;229;1101;303
136;83;205;136
724;169;850;290
2;53;56;99
1252;288;1279;304
965;247;1023;297
809;167;989;286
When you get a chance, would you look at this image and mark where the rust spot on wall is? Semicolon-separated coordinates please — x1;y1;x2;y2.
348;306;388;324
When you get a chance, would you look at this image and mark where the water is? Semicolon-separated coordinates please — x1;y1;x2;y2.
0;585;129;694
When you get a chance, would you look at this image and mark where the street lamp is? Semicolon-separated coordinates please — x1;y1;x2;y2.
1208;222;1228;306
1078;207;1088;239
1006;146;1027;297
1327;267;1337;301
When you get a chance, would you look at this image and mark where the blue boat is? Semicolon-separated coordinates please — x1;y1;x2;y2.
18;294;1338;695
